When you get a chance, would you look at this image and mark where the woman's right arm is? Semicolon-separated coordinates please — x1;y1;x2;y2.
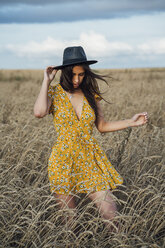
33;66;58;118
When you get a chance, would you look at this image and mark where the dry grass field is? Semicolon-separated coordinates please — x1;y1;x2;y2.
0;68;165;248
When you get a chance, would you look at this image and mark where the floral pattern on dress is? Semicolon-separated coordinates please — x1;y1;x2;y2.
47;83;123;195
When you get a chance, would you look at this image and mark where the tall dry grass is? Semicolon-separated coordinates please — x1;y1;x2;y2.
0;68;165;247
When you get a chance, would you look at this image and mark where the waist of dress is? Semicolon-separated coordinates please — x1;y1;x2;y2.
56;129;93;143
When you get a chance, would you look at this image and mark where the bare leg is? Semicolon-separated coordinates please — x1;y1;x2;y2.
54;193;77;229
88;189;119;233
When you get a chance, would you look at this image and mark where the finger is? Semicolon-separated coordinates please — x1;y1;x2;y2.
139;112;147;116
46;66;55;72
46;68;52;74
144;116;148;123
46;66;53;70
144;114;149;120
52;69;58;75
139;112;148;119
143;112;148;116
50;66;59;70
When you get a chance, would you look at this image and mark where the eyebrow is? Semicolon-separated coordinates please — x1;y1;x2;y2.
72;72;85;75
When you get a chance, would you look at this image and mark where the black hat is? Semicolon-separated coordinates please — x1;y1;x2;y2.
53;46;97;69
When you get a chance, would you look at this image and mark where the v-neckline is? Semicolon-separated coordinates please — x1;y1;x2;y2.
59;83;85;122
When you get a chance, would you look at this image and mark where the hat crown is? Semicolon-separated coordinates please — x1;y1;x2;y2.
53;46;97;69
63;46;87;65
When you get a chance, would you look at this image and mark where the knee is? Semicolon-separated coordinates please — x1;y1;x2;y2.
95;193;117;220
100;200;117;220
88;190;118;220
54;193;77;209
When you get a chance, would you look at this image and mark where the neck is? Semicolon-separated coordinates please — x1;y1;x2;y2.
70;87;81;93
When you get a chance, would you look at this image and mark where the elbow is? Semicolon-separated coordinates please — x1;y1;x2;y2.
95;120;105;133
33;103;48;118
98;121;107;133
34;111;42;118
33;109;46;118
98;128;104;134
97;124;105;133
34;113;42;118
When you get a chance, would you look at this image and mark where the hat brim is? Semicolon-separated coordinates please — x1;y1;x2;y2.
53;60;98;70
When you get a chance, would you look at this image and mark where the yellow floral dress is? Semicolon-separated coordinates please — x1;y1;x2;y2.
47;83;123;195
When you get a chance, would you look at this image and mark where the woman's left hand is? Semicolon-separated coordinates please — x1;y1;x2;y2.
131;112;148;127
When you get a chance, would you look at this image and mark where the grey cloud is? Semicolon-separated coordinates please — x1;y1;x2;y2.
0;0;165;23
0;0;164;8
0;0;82;6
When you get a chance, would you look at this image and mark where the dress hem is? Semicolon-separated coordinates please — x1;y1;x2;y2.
49;182;123;195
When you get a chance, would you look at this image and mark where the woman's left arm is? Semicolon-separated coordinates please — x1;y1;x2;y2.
95;101;148;133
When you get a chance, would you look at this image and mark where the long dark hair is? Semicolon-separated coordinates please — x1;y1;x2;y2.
60;63;112;122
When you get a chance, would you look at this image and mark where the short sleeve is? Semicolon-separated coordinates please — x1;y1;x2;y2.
48;85;56;114
94;93;103;102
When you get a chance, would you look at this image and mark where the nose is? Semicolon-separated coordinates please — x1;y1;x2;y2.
74;75;79;83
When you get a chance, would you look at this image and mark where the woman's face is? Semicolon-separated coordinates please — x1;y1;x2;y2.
72;65;85;89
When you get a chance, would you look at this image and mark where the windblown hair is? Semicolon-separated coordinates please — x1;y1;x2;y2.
60;63;111;123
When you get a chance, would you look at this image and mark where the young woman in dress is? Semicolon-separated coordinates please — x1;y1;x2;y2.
33;46;148;233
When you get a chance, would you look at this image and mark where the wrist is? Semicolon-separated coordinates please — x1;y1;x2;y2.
43;79;51;85
127;119;134;127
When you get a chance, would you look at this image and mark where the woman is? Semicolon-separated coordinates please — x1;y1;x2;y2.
33;46;148;233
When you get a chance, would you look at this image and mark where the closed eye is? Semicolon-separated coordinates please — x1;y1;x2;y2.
73;73;85;76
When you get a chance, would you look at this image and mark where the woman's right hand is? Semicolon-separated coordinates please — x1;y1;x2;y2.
44;66;58;84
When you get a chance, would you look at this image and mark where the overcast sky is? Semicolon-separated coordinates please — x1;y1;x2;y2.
0;0;165;69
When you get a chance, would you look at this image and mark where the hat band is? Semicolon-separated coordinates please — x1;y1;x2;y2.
63;58;87;65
